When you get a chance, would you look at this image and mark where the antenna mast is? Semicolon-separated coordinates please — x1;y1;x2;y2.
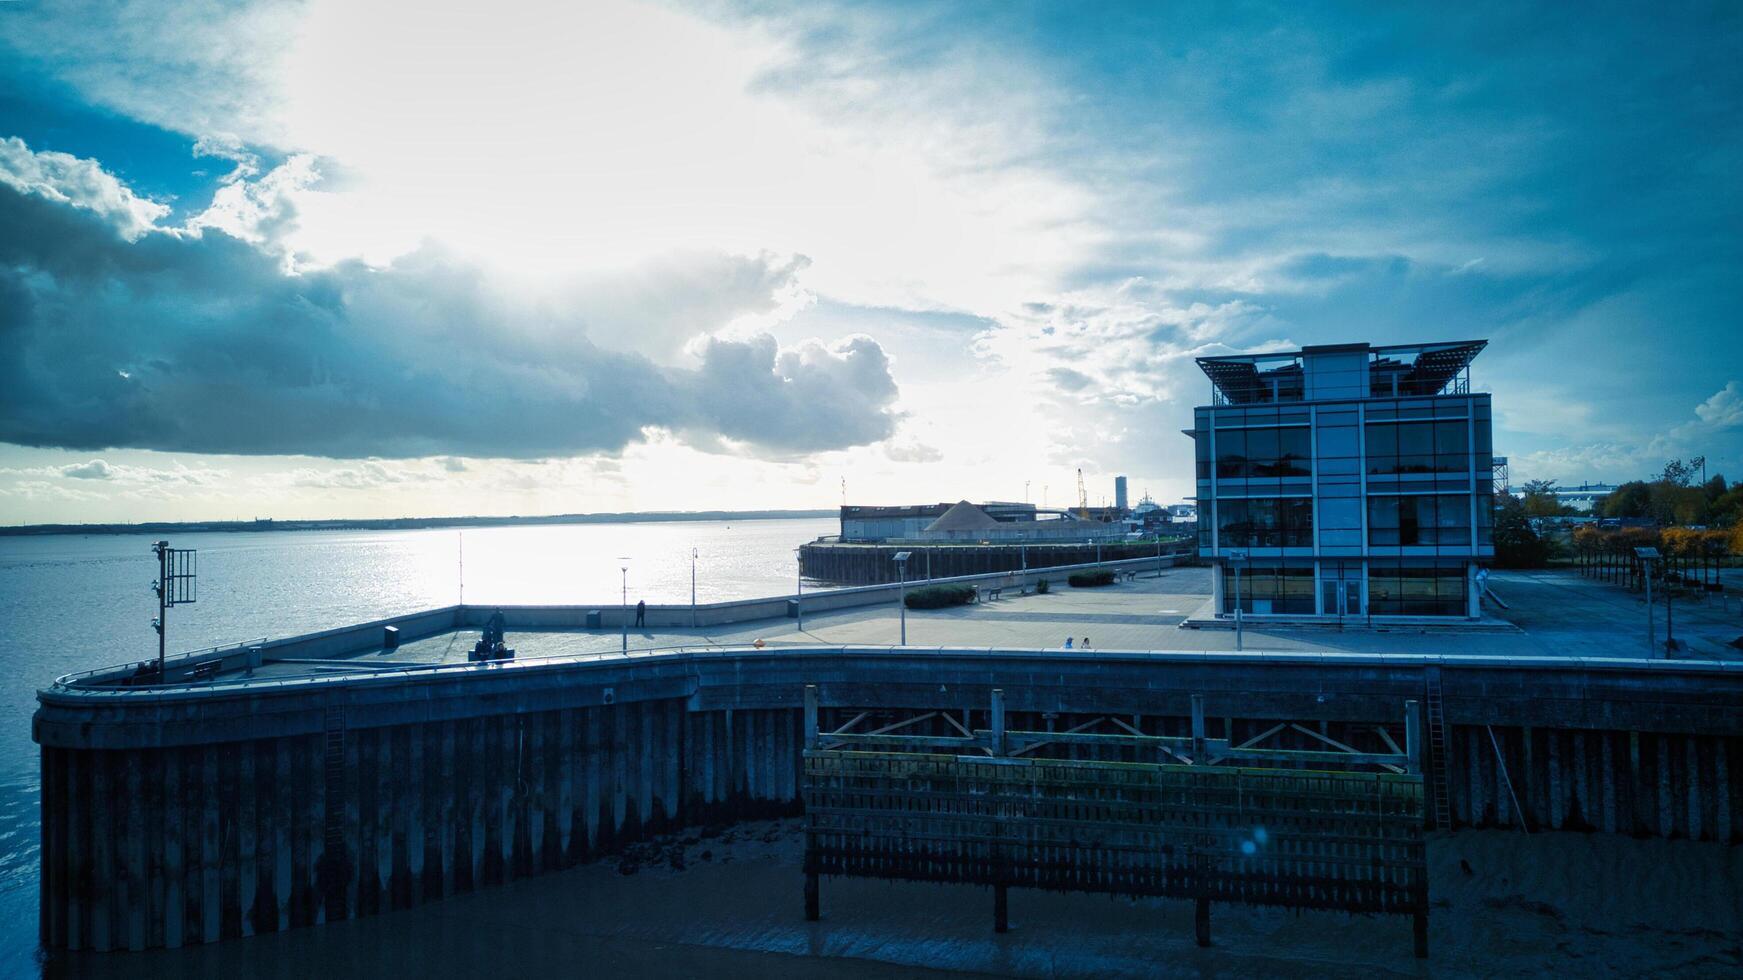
150;540;197;677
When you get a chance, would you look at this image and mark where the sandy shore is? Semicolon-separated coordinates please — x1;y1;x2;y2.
49;821;1743;979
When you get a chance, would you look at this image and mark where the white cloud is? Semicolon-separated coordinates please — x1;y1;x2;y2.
60;459;114;480
1693;381;1743;429
0;136;169;239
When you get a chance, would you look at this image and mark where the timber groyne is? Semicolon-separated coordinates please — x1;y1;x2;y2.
35;638;1743;953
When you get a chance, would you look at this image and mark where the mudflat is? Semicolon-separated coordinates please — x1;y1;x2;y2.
53;819;1742;979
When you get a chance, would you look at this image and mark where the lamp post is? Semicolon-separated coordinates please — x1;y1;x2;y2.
618;557;631;654
690;547;699;628
1635;547;1659;657
1227;548;1248;652
893;551;912;645
794;547;804;631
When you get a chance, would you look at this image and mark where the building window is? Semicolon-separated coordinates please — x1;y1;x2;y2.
1367;560;1468;616
1368;494;1471;546
1217;496;1313;548
1214;426;1311;479
1365;419;1469;475
1221;561;1315;614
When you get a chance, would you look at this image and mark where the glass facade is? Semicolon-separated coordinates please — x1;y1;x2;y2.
1364;417;1468;475
1367;494;1472;547
1214;426;1312;478
1217;497;1314;548
1367;560;1470;616
1219;560;1316;614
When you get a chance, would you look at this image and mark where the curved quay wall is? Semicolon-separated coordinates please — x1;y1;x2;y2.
35;645;1743;953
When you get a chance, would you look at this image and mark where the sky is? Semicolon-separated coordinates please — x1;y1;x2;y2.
1;0;1740;524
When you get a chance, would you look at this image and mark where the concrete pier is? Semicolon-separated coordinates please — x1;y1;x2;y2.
34;639;1743;952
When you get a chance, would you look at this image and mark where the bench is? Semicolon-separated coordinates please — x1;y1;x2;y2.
977;581;1031;602
188;661;222;682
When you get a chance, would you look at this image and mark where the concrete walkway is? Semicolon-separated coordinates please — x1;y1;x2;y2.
312;566;1743;679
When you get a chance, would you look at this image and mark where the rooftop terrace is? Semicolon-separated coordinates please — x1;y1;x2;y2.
1197;339;1486;405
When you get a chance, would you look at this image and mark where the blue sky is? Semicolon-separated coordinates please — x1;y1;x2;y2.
1;0;1739;523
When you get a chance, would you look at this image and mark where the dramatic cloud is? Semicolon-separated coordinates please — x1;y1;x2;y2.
0;145;901;460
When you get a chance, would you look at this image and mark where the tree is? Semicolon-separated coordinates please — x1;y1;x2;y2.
1601;481;1652;519
1660;458;1696;487
1492;493;1553;567
1520;479;1572;517
1710;485;1743;529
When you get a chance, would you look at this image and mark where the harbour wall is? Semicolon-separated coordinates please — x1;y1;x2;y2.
35;648;1743;952
799;540;1192;585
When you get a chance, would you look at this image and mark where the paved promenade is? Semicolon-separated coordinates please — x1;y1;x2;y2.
359;566;1743;673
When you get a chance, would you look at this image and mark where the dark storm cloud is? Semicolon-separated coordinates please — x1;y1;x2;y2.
0;183;900;458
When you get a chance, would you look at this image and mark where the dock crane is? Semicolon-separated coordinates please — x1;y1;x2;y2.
1076;468;1089;519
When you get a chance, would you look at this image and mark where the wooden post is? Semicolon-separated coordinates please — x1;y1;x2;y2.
1195;896;1210;946
991;689;1007;757
1404;700;1421;776
994;883;1008;933
803;685;818;751
1414;910;1428;958
1191;695;1207;765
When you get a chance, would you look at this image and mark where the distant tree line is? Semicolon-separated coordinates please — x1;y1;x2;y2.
1496;457;1743;569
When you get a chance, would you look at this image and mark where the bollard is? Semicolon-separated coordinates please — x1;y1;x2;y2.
1191;695;1207;765
990;689;1007;757
1404;700;1421;775
803;685;818;751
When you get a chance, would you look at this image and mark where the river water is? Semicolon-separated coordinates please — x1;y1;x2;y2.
0;517;834;975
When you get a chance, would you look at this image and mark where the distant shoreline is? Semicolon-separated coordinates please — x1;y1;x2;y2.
0;509;837;537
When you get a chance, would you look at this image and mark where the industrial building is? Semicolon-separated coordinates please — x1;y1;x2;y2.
1187;340;1495;619
838;501;1037;542
838;501;1123;543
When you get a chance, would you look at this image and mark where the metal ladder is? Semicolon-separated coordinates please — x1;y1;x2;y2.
1424;668;1451;830
322;703;346;852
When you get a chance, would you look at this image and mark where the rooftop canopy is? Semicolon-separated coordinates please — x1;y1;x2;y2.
1196;340;1487;405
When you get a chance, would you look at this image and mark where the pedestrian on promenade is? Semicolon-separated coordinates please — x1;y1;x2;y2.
1063;637;1074;649
635;599;646;628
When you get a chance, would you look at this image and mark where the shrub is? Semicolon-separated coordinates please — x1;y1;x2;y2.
904;584;976;609
1067;570;1116;588
1035;579;1050;594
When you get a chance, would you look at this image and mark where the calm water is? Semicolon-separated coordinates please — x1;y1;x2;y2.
0;517;833;975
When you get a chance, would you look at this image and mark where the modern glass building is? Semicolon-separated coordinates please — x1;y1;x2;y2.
1187;340;1494;620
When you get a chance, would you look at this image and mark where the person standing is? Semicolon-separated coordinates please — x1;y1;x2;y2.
635;599;646;628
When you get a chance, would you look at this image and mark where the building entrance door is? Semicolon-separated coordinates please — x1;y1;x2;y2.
1321;568;1362;620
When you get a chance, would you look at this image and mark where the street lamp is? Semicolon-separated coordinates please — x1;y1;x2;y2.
893;551;912;645
794;547;805;631
617;557;631;654
1226;548;1248;652
1634;547;1660;657
690;547;699;628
